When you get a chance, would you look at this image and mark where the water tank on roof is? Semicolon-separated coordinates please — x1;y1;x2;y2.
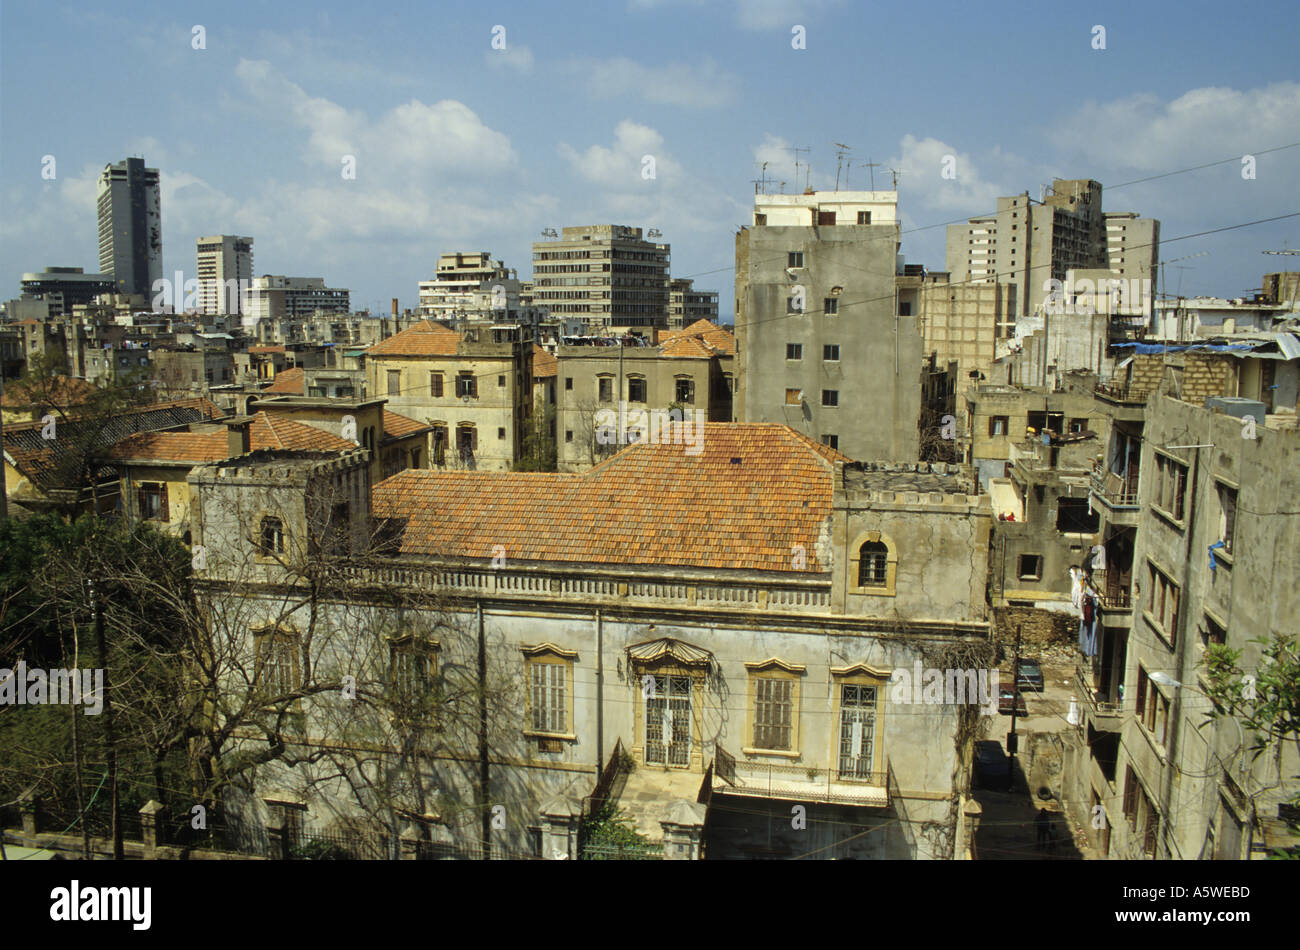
1205;396;1265;425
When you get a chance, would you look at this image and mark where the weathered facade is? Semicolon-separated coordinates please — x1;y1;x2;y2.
190;425;993;859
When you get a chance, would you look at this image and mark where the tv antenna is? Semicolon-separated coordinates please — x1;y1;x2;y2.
751;161;773;195
540;228;557;238
860;158;881;191
888;167;903;190
833;143;852;191
1263;243;1300;308
787;145;811;193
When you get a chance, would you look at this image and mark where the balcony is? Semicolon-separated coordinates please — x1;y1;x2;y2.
1076;664;1124;731
1092;568;1133;612
711;747;889;807
1091;459;1140;515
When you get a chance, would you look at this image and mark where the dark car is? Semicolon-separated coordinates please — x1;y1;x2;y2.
999;688;1028;716
1016;658;1045;692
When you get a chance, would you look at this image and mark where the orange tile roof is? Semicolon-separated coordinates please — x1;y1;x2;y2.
382;409;433;440
104;412;355;463
373;423;849;573
367;320;462;357
264;367;305;395
248;345;285;354
659;320;735;357
532;344;558;378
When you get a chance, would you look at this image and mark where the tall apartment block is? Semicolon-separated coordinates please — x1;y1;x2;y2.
97;157;162;298
532;225;669;330
417;252;512;317
946;179;1117;320
734;191;921;461
668;278;720;330
1103;212;1160;320
196;235;254;315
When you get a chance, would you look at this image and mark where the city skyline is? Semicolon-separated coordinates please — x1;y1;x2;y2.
2;0;1298;318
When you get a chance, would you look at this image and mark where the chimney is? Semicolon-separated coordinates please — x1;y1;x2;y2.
226;416;253;457
391;298;399;317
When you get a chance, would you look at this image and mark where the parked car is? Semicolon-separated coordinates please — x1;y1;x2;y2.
1016;658;1045;692
999;688;1028;716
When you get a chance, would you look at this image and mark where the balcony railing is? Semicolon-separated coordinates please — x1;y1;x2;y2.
1094;381;1149;405
1091;459;1140;508
712;749;889;807
1092;568;1133;609
1075;665;1124;720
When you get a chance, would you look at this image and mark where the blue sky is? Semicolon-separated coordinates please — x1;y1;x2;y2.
2;0;1298;319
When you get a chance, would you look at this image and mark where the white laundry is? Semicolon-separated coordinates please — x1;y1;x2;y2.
1069;567;1084;608
1090;544;1107;572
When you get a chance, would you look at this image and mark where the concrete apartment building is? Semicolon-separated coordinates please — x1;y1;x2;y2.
946;180;1158;322
668;278;720;330
1070;393;1300;859
365;320;532;471
554;321;735;472
1103;212;1159;319
196;236;254;315
533;225;670;331
242;276;351;327
97;157;162;299
735;190;921;461
186;426;993;859
417;251;512;317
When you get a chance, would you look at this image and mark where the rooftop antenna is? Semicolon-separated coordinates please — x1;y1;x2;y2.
751;161;773;195
888;167;903;190
833;143;852;191
787;145;811;193
860;158;881;192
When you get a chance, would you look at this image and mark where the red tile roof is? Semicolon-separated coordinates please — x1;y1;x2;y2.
367;321;462;357
264;367;305;395
660;320;735;356
532;344;558;378
104;412;355;463
248;345;286;354
0;375;96;410
382;409;433;440
373;423;850;573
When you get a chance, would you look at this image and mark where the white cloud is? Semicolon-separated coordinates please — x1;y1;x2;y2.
559;120;683;188
233;59;516;173
567;56;739;108
1053;81;1300;172
735;0;841;30
888;135;1007;215
484;44;535;73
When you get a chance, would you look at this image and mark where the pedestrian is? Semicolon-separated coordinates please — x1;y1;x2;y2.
1036;807;1051;852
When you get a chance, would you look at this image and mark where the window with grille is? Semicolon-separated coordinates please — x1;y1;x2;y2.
753;677;793;750
530;662;566;734
645;674;691;767
838;685;876;780
858;541;888;586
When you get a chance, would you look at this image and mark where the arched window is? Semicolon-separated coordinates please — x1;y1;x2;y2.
858;541;888;587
